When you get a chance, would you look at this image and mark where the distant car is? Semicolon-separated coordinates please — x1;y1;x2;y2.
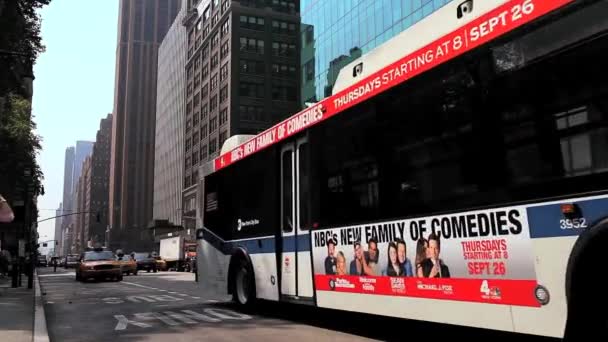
132;252;157;273
76;249;122;282
64;254;79;268
37;255;48;267
154;256;167;271
117;254;138;275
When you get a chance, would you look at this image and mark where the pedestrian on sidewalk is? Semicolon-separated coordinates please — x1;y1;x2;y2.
53;257;57;272
0;194;14;223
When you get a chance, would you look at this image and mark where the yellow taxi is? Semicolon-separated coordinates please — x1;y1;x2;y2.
154;256;167;271
75;248;123;282
117;254;138;275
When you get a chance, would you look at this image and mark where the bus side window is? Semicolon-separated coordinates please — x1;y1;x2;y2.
282;150;293;232
299;142;311;230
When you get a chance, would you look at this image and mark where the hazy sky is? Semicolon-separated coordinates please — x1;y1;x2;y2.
32;1;119;249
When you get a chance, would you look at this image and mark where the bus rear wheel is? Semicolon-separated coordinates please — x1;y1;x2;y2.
233;258;255;307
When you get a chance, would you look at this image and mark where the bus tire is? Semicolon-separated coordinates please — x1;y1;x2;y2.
231;257;255;307
563;217;608;341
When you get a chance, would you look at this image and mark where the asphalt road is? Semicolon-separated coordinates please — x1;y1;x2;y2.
37;267;559;342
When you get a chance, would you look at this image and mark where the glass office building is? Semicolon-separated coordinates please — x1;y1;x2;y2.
300;0;452;105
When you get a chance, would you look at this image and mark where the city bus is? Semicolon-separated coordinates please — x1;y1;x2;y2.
196;0;608;339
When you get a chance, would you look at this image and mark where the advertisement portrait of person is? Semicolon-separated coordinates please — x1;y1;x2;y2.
336;251;348;275
324;237;337;275
415;237;428;277
396;239;413;276
364;237;380;276
350;241;365;275
383;242;403;276
420;233;451;278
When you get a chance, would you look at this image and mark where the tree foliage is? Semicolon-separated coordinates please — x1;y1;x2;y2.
0;0;52;94
0;93;44;197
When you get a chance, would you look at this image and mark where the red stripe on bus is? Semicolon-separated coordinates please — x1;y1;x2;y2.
214;0;573;172
314;274;540;307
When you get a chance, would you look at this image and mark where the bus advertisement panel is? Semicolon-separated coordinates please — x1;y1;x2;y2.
312;205;539;307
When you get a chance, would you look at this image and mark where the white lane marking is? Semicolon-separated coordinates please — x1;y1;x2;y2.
164;310;220;324
38;273;75;277
114;308;250;331
135;312;179;326
168;292;178;294
114;315;152;330
126;295;157;303
204;299;217;303
178;293;189;296
122;281;158;290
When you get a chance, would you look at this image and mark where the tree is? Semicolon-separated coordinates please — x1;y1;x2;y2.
0;93;44;198
0;0;52;95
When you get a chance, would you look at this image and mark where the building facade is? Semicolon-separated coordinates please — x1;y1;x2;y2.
154;2;187;227
53;203;62;256
182;0;301;228
89;114;112;246
59;146;74;254
109;0;181;249
300;0;451;105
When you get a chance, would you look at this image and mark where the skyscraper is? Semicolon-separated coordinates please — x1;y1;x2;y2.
89;114;112;246
54;203;62;256
182;0;301;228
109;0;181;248
154;2;186;227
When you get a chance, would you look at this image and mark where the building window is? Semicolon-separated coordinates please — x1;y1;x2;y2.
194;73;201;88
202;43;209;59
202;84;209;98
202;65;209;79
272;20;296;35
220;86;228;103
220;108;228;125
272;83;297;101
200;146;208;161
201;104;208;120
185;138;191;151
211;32;219;50
240;15;265;31
192;151;199;166
185;156;191;169
211;53;219;69
185;175;191;188
210;95;218;112
239;105;264;121
272;41;296;57
209;139;217;154
240;37;265;54
239;81;265;98
210;117;218;132
193;130;200;142
210;74;218;91
220;63;229;82
219;131;228;147
304;60;314;81
240;59;265;75
201;124;208;138
221;19;230;37
186;118;192;132
271;0;296;14
220;41;230;59
186;101;193;115
221;0;230;13
272;63;296;78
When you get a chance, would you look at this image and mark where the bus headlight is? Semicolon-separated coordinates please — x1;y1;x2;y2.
535;285;550;305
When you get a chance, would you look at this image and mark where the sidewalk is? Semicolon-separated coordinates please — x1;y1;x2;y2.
0;271;49;342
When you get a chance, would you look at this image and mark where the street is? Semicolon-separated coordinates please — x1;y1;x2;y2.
37;267;559;342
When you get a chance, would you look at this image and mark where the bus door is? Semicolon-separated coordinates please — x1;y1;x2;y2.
279;137;314;300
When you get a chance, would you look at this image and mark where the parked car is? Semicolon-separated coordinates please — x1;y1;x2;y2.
154;256;167;271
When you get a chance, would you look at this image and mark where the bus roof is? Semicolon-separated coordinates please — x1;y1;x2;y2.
209;0;573;175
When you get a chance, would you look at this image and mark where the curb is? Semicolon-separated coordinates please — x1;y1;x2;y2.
33;270;50;342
